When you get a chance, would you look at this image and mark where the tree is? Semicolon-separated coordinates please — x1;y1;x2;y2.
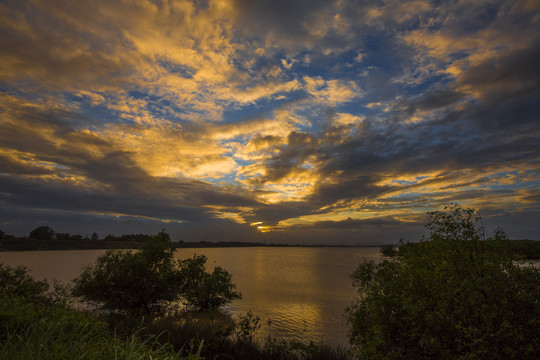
0;264;49;301
347;204;540;359
72;230;241;314
29;226;55;240
55;232;71;241
178;254;241;311
73;230;182;314
380;243;398;257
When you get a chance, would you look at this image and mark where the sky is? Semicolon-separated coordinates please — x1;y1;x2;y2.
1;0;539;245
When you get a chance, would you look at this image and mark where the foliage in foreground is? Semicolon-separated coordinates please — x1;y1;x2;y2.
2;237;350;360
347;205;540;359
0;264;202;360
2;236;345;359
72;230;240;313
111;309;351;360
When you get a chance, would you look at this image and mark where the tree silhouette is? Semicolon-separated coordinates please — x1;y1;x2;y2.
347;205;540;359
29;226;55;240
72;230;241;314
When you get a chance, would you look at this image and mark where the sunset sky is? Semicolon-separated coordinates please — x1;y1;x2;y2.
1;0;539;244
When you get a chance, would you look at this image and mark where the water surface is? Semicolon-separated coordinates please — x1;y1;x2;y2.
0;247;381;345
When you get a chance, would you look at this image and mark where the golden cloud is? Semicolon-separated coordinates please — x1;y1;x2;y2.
102;124;238;179
303;76;360;105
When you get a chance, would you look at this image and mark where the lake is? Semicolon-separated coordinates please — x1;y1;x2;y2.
0;246;382;346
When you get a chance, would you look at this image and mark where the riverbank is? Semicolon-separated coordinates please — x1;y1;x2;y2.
2;237;539;262
0;238;374;251
0;264;352;360
0;246;377;345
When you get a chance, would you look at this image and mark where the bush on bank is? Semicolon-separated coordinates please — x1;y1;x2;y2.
0;263;202;360
72;230;240;314
347;205;540;359
0;262;350;360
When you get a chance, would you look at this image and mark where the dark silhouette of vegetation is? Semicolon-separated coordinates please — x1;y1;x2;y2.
505;239;540;259
380;243;398;256
104;233;153;242
1;226;294;251
392;238;540;260
0;264;202;359
1;254;348;360
72;230;241;314
29;225;55;240
347;204;540;359
109;309;351;360
73;230;183;314
2;208;539;359
178;254;241;311
0;264;49;303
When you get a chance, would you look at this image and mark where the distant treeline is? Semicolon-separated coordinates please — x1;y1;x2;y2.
382;239;540;260
0;238;138;251
0;226;145;251
0;226;288;251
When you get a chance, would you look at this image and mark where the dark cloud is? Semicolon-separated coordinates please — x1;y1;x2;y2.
233;0;339;47
0;175;208;223
246;201;316;226
518;189;540;204
0;153;54;176
461;45;540;92
0;1;131;91
290;216;422;230
251;131;319;184
409;88;464;112
0;95;262;233
484;210;540;240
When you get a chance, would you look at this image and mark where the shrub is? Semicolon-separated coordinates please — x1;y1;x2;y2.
178;254;241;311
0;293;202;360
73;230;183;314
0;263;49;301
380;244;398;257
233;310;261;344
73;230;241;314
347;204;540;359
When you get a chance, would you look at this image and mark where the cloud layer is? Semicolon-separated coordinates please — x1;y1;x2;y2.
1;0;539;243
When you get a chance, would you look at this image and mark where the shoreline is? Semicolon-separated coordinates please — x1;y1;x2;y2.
0;239;383;251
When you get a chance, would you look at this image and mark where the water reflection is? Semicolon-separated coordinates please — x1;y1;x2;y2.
175;247;381;345
0;247;381;346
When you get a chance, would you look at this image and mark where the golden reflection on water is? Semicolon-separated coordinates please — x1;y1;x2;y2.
0;247;382;345
250;248;324;341
174;247;382;345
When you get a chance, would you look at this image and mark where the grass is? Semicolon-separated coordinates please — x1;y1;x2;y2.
1;262;351;360
104;309;353;360
0;294;202;360
0;293;351;360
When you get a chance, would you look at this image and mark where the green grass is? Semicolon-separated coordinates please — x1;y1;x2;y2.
106;309;353;360
0;293;350;360
0;294;202;360
1;262;350;360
